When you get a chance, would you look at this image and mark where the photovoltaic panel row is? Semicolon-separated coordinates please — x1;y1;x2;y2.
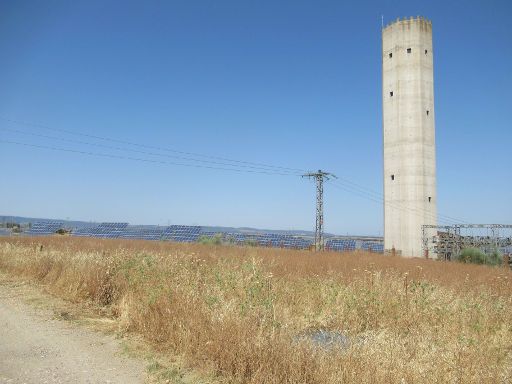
254;233;312;249
70;223;203;241
500;245;512;254
72;225;100;237
199;231;220;238
71;222;129;238
20;221;385;254
200;232;312;249
361;241;384;253
119;226;165;241
326;239;356;251
25;221;64;236
162;225;202;242
97;222;129;230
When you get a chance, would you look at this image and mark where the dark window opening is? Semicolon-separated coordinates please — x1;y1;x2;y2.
426;110;429;116
391;175;395;181
390;91;394;97
389;52;392;58
428;197;432;202
425;49;428;54
407;48;412;53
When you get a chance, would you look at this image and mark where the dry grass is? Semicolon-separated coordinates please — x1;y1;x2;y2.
0;236;511;383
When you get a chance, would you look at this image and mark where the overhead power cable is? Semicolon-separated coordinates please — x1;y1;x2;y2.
327;181;466;225
0;139;297;176
328;181;463;225
326;176;465;224
0;127;303;175
297;162;467;224
0;116;467;225
0;116;306;174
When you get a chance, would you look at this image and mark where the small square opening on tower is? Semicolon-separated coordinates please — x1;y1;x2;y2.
391;174;395;181
425;49;428;54
426;110;430;116
428;196;432;202
407;48;412;53
389;52;392;58
390;91;394;97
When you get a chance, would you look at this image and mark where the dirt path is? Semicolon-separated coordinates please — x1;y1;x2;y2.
0;280;147;384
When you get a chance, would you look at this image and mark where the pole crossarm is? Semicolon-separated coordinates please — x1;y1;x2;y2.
302;170;337;251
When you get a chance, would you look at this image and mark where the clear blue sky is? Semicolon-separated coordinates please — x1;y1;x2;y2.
0;0;510;235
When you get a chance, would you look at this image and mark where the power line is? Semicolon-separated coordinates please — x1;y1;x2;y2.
300;162;467;224
325;176;466;224
0;116;467;226
326;181;466;225
0;135;464;225
0;127;303;175
0;139;298;176
0;116;306;174
328;181;459;225
0;116;464;221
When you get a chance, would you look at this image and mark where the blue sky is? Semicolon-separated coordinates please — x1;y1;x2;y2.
0;0;510;235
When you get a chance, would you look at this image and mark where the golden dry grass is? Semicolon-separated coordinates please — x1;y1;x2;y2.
0;236;511;383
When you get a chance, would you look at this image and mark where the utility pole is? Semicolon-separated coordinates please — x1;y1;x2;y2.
302;170;336;251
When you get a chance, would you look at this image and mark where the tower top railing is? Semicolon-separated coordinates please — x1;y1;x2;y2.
383;16;432;30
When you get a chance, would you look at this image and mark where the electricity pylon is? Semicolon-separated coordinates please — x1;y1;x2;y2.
302;170;336;251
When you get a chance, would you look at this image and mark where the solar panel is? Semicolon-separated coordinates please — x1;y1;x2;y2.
162;225;202;242
70;222;128;238
326;239;356;252
502;246;512;254
199;231;220;238
0;228;11;236
198;231;312;249
28;220;314;251
361;241;384;253
25;221;64;236
119;226;165;241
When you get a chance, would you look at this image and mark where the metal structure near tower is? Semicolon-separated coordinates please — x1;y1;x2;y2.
422;224;512;261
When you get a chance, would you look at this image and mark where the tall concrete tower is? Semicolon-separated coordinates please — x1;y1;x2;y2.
382;17;437;258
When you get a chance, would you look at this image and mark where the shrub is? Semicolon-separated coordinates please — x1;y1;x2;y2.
197;233;223;245
457;247;502;266
243;238;258;247
487;249;503;266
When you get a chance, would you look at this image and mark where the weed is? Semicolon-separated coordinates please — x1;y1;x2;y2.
0;236;511;383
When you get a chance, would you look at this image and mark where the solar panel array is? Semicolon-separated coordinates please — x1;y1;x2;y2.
361;241;384;253
72;224;100;237
70;223;202;242
20;220;382;253
25;221;64;236
163;225;202;242
119;226;164;241
200;232;313;249
72;222;128;238
502;245;512;254
326;239;356;251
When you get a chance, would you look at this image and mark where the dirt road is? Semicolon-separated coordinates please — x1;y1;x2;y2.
0;281;147;384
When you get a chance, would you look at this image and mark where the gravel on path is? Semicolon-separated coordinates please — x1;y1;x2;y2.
0;281;147;384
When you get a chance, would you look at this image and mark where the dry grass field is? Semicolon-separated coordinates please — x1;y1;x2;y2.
0;236;511;383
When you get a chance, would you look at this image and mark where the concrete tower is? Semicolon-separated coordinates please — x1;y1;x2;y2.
382;17;437;258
